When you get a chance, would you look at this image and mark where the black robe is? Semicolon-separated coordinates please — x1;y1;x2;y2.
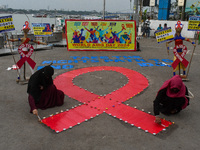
27;66;64;112
153;87;189;116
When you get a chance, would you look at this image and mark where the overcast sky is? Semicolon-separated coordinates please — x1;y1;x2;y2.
1;0;135;12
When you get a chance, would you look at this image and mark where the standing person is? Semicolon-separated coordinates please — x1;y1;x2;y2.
198;31;200;45
142;16;151;37
166;21;196;78
51;24;55;32
8;21;47;82
153;75;190;124
62;25;65;33
27;66;64;116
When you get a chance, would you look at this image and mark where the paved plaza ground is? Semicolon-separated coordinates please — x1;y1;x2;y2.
0;38;200;150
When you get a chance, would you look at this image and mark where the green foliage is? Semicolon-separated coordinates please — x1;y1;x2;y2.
142;9;148;22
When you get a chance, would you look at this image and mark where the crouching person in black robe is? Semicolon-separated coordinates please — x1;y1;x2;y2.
27;66;64;116
153;75;189;124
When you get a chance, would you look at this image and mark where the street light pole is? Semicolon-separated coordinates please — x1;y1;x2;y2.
133;0;138;21
181;0;186;21
103;0;105;20
133;0;139;29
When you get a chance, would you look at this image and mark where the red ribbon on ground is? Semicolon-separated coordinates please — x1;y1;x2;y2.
42;66;172;134
171;45;189;69
17;43;36;69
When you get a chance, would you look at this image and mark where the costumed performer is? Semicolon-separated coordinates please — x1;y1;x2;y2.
166;21;196;78
153;75;190;124
27;66;64;116
8;21;47;82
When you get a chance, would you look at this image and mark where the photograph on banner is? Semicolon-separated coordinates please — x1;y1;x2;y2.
185;0;200;15
65;20;136;51
155;27;175;43
188;16;200;31
32;23;53;36
0;15;15;33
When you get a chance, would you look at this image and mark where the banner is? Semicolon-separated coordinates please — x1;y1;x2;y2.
178;0;185;6
150;0;157;6
65;19;136;51
185;0;200;14
0;15;15;33
32;23;53;37
188;16;200;31
155;27;174;43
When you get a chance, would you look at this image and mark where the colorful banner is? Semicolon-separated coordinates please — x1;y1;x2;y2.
155;27;174;43
188;16;200;31
65;20;136;51
185;0;200;14
32;23;53;37
0;15;15;33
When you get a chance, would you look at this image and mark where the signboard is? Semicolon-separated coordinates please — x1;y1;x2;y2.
185;0;200;14
65;19;136;51
178;0;185;6
0;15;15;33
155;27;174;43
17;43;36;69
32;23;53;36
143;0;150;6
188;16;200;31
150;0;157;6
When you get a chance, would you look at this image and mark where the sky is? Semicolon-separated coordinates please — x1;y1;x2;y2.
1;0;134;13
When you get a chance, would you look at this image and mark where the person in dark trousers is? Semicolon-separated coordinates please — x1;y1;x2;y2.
153;75;190;124
142;16;151;37
27;66;64;116
51;24;55;32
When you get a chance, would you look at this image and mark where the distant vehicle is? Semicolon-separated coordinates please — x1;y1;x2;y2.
32;14;47;18
49;14;63;18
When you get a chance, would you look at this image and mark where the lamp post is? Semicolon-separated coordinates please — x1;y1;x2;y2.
133;0;139;21
103;0;105;20
181;0;186;21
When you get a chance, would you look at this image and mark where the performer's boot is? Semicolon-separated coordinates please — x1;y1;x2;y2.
16;76;20;83
180;70;187;79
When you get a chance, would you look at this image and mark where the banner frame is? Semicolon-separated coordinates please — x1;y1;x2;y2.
32;23;53;37
0;15;15;33
65;19;137;51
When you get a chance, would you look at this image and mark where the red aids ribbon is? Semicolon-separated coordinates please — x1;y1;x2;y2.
16;43;36;69
42;66;172;134
175;21;183;29
46;24;51;31
122;24;126;30
22;21;31;30
171;45;189;69
25;21;29;27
